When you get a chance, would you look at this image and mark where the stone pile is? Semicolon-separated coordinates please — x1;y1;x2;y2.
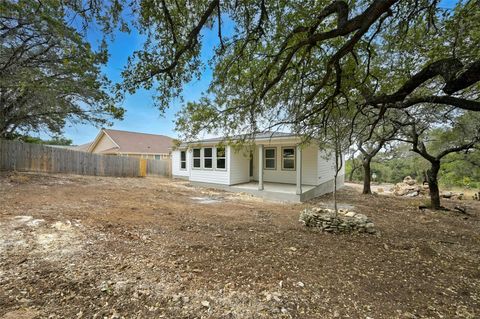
299;208;376;234
392;176;425;197
473;192;480;201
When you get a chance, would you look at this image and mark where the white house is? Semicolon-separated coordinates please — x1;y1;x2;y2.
172;132;345;202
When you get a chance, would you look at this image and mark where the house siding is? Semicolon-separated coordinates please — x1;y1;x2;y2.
253;143;318;185
172;149;189;177
301;145;318;185
317;150;345;184
188;147;230;185
229;147;250;185
92;134;117;153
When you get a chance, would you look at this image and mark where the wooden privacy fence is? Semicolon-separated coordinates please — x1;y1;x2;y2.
0;139;171;177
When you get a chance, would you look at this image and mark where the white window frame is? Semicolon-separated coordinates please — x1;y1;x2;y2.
192;148;201;169
203;147;213;169
215;146;227;170
180;150;187;170
264;147;276;170
281;146;296;171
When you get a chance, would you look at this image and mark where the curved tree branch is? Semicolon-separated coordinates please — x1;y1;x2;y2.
366;58;480;111
390;96;480;112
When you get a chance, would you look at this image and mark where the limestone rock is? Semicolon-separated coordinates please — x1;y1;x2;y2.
299;208;375;234
442;191;453;198
403;176;417;186
392;177;421;197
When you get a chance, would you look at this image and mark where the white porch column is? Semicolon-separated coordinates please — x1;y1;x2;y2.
296;145;302;195
258;144;264;190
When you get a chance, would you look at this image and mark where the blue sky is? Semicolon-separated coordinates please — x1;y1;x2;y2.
62;24;224;145
60;0;457;145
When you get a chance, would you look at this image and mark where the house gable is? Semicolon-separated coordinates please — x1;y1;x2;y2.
87;130;119;154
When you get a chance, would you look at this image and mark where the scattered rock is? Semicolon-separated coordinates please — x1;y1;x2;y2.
403;176;417;186
440;191;465;200
345;211;356;217
1;309;39;319
393;183;420;197
299;208;376;234
201;300;210;308
442;191;453;198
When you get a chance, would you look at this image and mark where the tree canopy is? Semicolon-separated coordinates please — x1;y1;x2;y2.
0;0;125;138
115;0;479;142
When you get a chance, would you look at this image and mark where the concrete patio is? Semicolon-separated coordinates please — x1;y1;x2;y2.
230;182;314;201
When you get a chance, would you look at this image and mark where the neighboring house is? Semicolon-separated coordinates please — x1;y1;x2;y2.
171;132;345;202
79;129;173;160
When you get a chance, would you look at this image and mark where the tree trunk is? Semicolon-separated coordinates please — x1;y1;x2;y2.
362;157;372;194
333;172;338;216
348;164;357;181
427;160;441;210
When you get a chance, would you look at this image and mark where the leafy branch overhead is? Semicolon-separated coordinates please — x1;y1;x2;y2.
118;0;479;141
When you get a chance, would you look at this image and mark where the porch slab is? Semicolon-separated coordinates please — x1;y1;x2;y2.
232;182;314;193
231;182;316;202
190;181;315;202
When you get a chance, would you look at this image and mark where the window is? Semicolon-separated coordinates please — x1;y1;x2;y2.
264;147;276;170
216;147;226;169
155;155;161;160
203;147;213;169
282;147;295;170
193;148;201;168
180;151;186;169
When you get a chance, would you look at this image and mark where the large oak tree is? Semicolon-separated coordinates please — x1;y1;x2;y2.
0;0;125;138
117;0;479;142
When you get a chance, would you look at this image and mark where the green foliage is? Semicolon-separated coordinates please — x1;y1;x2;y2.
13;135;73;146
346;152;429;184
440;150;480;188
0;0;125;137
346;146;480;189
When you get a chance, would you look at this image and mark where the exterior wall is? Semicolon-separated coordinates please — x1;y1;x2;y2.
300;174;345;202
172;149;190;177
301;145;319;185
253;143;319;185
172;139;344;190
229;147;250;185
91;134;117;153
188;146;230;185
114;153;171;159
317;150;346;183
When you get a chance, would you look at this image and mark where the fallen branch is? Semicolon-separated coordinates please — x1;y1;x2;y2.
454;205;470;215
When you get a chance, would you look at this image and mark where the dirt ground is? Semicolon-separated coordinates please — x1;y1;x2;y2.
0;172;479;319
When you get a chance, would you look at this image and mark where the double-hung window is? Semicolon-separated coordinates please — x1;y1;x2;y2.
180;151;186;169
264;147;276;170
193;148;201;168
282;147;295;170
216;147;226;169
203;147;213;169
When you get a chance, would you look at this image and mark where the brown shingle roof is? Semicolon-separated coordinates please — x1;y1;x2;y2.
74;142;92;152
102;129;173;154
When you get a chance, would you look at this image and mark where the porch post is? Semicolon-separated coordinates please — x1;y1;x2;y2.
258;144;264;190
296;144;302;195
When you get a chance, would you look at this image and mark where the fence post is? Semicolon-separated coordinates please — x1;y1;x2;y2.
139;158;147;177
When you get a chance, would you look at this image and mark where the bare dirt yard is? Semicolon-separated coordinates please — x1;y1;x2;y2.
1;172;479;319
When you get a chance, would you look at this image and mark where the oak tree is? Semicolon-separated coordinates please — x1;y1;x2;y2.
0;0;125;138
